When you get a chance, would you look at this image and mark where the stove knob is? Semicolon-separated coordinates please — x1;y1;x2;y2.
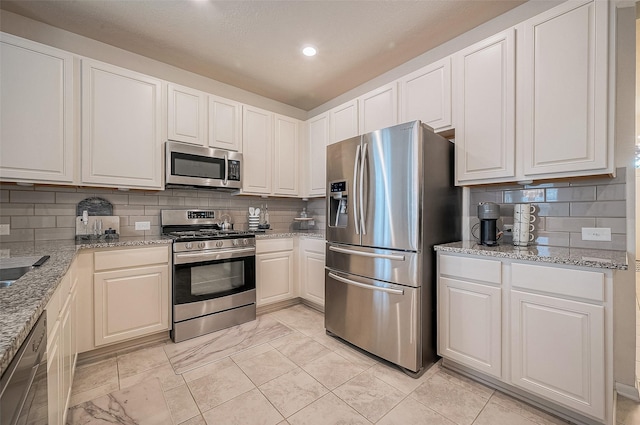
242;238;249;246
216;241;224;248
233;239;239;246
198;242;206;249
185;242;193;250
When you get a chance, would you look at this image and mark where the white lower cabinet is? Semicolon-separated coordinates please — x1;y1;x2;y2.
437;253;611;424
93;246;170;346
299;238;326;308
256;238;295;307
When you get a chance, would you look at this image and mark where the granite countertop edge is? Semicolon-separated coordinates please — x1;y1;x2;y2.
434;241;628;271
0;237;172;377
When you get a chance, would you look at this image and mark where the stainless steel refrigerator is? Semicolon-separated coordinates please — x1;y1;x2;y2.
325;120;461;376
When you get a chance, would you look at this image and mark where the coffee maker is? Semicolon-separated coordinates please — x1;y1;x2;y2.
477;202;500;246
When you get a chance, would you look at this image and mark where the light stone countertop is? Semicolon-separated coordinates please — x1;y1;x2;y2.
0;237;173;377
434;241;628;270
254;231;324;240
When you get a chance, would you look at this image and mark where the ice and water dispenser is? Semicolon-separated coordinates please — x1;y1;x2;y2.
329;181;348;227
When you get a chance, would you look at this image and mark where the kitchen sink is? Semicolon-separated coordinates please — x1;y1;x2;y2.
0;266;33;288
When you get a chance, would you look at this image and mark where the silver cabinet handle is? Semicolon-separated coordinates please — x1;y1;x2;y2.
359;142;367;235
329;245;405;261
328;272;404;295
353;144;361;235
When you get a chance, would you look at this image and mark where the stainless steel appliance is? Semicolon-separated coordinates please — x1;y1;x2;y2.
325;120;461;376
1;312;47;425
478;202;501;246
161;209;256;343
165;141;242;190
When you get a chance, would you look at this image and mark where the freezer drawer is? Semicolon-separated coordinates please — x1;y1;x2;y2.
326;243;420;287
325;269;421;372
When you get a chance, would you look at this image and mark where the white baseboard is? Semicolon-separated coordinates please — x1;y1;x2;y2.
616;381;640;402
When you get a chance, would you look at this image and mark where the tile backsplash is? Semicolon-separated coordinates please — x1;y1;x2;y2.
469;167;627;250
0;184;320;242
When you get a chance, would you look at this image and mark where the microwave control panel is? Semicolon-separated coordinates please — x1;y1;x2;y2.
228;160;241;181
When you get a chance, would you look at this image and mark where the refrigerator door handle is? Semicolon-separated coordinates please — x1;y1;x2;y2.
353;144;361;235
359;142;368;235
328;272;404;295
328;245;406;261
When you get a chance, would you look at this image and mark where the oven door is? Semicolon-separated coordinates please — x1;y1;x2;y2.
173;247;255;322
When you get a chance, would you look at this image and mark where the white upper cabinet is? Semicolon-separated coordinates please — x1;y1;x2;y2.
329;99;359;144
454;29;516;185
399;57;453;131
167;83;207;146
82;59;163;189
273;114;300;196
209;95;242;152
305;113;329;197
0;34;75;184
518;0;609;178
358;83;398;134
242;105;273;195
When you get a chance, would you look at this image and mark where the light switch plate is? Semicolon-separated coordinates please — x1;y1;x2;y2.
0;224;9;235
135;221;151;231
581;227;611;241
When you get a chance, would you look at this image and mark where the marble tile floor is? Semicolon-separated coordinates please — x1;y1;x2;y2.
68;304;640;425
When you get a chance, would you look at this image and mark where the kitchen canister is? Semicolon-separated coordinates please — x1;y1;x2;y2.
513;204;536;246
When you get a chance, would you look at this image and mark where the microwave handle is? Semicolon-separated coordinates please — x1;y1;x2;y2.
222;154;229;186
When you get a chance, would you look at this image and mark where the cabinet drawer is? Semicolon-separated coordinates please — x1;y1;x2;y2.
94;246;169;271
511;263;604;302
256;238;293;254
439;254;501;284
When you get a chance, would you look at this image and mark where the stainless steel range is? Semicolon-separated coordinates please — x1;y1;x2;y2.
161;209;256;343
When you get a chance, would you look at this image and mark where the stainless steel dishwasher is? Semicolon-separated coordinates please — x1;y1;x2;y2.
0;312;47;425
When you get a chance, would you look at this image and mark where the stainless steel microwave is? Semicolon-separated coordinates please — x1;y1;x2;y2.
165;141;242;190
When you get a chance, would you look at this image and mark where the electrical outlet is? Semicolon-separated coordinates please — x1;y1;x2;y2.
0;224;9;236
135;221;151;231
503;224;513;233
581;227;611;241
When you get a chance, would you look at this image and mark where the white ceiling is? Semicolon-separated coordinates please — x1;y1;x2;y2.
0;0;525;111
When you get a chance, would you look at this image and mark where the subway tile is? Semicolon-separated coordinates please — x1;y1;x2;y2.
10;191;55;203
596;184;626;201
503;189;544;203
0;229;34;243
11;216;56;229
0;190;9;203
0;203;35;216
158;196;185;207
119;225;144;237
595;218;626;234
184;198;209;207
144;207;163;216
569;233;627;251
113;206;146;216
0;183;33;191
524;181;569;189
534;203;570;217
147;226;161;236
34;227;75;241
34;204;75;216
534;231;570;247
172;190;199;198
544;217;595;233
570;201;626;217
56;216;76;228
129;195;159;206
469;191;502;207
545;186;595;202
56;192;98;204
99;194;130;205
130;216;159;226
37;185;77;192
0;217;8;225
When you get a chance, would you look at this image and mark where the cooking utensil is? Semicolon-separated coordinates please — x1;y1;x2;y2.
249;207;255;216
254;207;260;216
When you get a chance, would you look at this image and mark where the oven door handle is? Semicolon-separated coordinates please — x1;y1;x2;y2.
174;247;255;264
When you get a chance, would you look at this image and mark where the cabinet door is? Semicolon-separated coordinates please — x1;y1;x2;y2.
438;277;501;378
209;95;242;151
329;99;359;144
167;83;207;146
242;105;272;194
358;83;398;134
299;239;326;308
519;0;609;177
399;57;452;131
0;34;75;184
94;265;169;346
82;59;163;189
454;29;516;185
60;296;73;424
256;251;294;306
273;114;299;196
47;323;62;425
306;113;328;197
510;290;605;420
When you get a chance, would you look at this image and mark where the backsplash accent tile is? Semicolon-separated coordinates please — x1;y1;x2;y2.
468;167;628;250
0;184;311;242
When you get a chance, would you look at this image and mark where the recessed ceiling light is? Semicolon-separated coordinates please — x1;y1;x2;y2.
302;46;317;57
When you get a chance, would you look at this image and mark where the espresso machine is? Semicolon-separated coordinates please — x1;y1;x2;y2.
477;202;500;246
